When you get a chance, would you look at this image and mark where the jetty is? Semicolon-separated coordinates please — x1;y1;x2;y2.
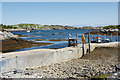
0;42;119;73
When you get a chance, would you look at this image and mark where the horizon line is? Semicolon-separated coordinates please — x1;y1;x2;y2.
1;23;118;27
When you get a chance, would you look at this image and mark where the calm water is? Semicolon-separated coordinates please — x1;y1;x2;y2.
11;29;119;52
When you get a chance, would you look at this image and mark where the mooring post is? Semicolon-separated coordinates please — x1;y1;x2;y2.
111;33;112;42
68;39;70;47
116;32;118;41
82;43;85;56
91;34;92;42
98;29;99;42
68;34;71;47
86;35;88;43
88;33;91;53
76;33;78;44
104;34;106;43
16;56;18;70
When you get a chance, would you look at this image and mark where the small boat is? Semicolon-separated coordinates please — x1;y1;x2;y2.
26;30;30;32
104;39;110;43
92;37;101;43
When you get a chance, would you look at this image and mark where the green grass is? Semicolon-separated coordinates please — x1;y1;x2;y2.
39;27;44;29
92;74;112;78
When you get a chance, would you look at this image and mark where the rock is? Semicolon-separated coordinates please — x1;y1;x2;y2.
107;72;120;79
59;32;63;34
115;64;120;71
24;71;32;75
52;33;56;35
26;68;29;70
0;31;19;40
13;70;17;74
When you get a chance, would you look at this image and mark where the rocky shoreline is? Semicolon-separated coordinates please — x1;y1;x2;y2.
0;31;19;40
1;47;119;79
2;38;53;53
85;29;120;36
0;31;53;53
0;30;68;53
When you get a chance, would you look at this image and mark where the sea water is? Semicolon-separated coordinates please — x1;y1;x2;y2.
11;29;119;52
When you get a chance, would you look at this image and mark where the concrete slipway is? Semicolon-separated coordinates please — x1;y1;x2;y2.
0;42;119;73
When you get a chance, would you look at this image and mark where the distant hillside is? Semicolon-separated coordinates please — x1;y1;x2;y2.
0;24;81;30
103;25;120;29
1;24;120;30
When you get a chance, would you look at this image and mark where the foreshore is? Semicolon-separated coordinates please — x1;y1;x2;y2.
4;29;27;32
1;38;53;53
1;46;119;78
0;31;54;53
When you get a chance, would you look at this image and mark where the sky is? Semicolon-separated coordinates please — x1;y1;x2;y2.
2;2;118;26
1;0;120;2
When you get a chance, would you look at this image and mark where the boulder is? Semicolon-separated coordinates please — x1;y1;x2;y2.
115;64;120;71
0;31;19;40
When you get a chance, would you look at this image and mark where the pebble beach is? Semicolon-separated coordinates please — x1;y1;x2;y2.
2;47;119;78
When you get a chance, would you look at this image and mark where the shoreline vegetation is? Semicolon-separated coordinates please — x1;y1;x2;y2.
1;24;120;31
1;24;81;31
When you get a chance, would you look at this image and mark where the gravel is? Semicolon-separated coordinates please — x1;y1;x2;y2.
1;47;119;78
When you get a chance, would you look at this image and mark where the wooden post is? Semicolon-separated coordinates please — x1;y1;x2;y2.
104;34;106;43
16;56;18;70
91;34;92;42
86;35;88;43
76;33;78;44
82;43;84;56
111;33;112;42
116;32;118;41
68;39;70;47
68;34;71;47
88;33;91;53
98;29;99;42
